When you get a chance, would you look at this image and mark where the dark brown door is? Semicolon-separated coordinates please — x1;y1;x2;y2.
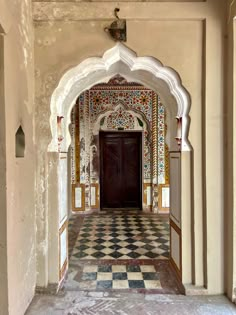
100;132;142;209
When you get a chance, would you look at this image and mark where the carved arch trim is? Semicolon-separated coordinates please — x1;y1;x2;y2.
48;43;191;152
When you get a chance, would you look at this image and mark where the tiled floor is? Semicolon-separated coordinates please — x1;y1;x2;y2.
26;217;236;315
66;210;182;294
69;211;169;260
26;213;236;314
64;260;182;294
80;264;161;290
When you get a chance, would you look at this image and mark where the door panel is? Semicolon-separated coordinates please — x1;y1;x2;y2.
102;138;121;208
122;137;141;207
100;132;141;209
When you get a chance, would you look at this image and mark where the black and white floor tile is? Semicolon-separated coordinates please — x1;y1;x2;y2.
69;212;169;261
77;264;161;290
66;211;184;294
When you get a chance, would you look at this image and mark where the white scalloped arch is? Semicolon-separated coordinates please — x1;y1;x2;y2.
48;43;191;152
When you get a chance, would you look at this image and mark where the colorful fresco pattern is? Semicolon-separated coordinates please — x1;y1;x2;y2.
89;89;153;125
71;76;167;185
158;103;165;184
107;107;135;130
88;86;154;180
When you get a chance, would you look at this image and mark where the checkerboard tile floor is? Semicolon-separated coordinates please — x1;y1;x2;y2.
69;212;169;261
65;260;183;294
78;264;161;290
66;212;183;294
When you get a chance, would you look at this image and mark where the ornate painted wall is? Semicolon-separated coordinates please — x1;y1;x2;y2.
70;75;169;211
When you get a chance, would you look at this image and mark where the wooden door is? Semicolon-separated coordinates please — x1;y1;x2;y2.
100;132;142;209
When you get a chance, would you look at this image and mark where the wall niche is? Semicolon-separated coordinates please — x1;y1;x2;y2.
15;125;25;158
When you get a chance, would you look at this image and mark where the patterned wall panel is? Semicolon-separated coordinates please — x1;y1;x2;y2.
165;143;170;184
70;108;76;184
89;89;153;125
78;93;86;183
75;103;80;183
158;103;166;184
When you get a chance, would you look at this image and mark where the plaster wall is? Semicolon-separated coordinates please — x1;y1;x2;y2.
33;0;225;294
0;1;36;314
0;34;8;314
225;0;236;302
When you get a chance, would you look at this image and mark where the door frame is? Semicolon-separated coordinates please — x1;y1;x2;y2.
99;130;143;210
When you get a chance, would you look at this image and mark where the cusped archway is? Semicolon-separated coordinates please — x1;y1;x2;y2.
47;44;193;289
48;43;191;153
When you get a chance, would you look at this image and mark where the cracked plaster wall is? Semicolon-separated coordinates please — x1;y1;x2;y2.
0;1;35;315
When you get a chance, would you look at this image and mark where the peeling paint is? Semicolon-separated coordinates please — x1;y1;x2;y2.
1;1;36;309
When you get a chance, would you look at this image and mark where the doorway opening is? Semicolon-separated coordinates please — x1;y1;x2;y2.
63;75;184;294
69;75;173;214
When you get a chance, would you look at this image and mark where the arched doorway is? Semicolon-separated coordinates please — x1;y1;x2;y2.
69;75;175;213
46;43;192;291
65;75;180;292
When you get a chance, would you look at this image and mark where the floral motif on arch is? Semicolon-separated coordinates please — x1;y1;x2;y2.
107;107;135;130
89;89;153;125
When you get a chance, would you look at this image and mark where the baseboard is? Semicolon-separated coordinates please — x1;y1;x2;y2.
184;284;208;296
36;283;60;295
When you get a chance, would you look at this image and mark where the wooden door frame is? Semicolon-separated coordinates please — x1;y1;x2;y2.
99;130;143;210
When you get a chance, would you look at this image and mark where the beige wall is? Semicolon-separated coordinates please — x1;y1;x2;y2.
0;33;9;314
0;1;36;315
225;0;236;302
33;0;226;295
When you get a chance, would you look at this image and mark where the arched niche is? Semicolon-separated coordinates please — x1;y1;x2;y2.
15;125;25;158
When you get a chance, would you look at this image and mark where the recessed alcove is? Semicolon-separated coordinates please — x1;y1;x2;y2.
15;125;25;158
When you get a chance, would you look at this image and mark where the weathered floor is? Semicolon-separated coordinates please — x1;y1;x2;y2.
64;259;182;294
26;212;236;314
26;291;236;315
65;211;181;293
